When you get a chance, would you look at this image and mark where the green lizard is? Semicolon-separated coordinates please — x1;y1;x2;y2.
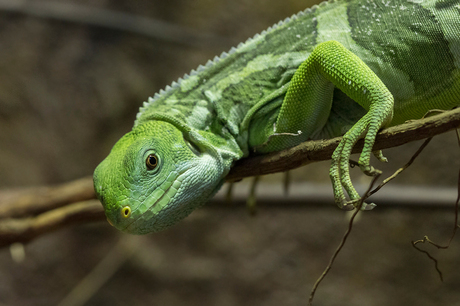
93;0;460;234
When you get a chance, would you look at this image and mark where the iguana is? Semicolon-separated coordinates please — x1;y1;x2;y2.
93;0;460;234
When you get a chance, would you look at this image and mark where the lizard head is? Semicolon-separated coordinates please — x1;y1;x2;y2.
93;120;224;234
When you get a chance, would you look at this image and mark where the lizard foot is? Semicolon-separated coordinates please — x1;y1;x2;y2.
330;105;392;210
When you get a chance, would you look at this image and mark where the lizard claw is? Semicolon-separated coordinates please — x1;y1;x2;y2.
359;164;382;177
362;202;377;210
359;163;376;176
336;199;355;211
338;199;377;211
359;151;386;175
373;150;388;163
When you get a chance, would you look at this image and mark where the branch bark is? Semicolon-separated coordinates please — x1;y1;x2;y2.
0;108;459;246
0;200;104;248
226;108;460;180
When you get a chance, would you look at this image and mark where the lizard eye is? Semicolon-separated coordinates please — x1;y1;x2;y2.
146;154;158;170
121;206;131;218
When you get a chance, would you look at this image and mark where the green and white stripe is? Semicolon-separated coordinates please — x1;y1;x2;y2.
136;0;460;135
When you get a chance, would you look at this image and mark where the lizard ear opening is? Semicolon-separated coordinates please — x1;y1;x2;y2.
184;136;202;156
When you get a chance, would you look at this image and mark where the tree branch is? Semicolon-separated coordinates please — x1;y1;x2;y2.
0;108;459;246
0;177;95;219
0;0;227;47
0;200;104;248
226;108;460;180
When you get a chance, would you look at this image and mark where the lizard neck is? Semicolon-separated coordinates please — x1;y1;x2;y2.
135;111;244;177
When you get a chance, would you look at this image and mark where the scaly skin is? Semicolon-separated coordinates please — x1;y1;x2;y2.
94;0;460;234
93;121;230;234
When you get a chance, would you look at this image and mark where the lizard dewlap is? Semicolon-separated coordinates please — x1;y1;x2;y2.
94;0;460;234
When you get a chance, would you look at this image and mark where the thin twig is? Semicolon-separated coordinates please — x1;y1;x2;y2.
246;176;260;215
369;137;433;197
308;172;381;305
411;129;460;281
411;236;445;282
283;171;291;196
57;236;139;306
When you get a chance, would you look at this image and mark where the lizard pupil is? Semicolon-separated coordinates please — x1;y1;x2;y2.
146;154;158;170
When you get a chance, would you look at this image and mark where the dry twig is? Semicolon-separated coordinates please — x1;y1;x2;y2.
308;172;381;305
309;127;436;304
411;129;460;281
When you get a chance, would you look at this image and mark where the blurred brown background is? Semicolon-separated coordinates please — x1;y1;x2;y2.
0;0;459;305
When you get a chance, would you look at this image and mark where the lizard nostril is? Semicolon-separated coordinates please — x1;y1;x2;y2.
121;206;131;218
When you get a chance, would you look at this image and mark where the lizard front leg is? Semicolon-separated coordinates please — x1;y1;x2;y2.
267;40;394;210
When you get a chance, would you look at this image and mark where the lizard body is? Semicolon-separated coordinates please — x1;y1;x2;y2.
94;0;460;234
